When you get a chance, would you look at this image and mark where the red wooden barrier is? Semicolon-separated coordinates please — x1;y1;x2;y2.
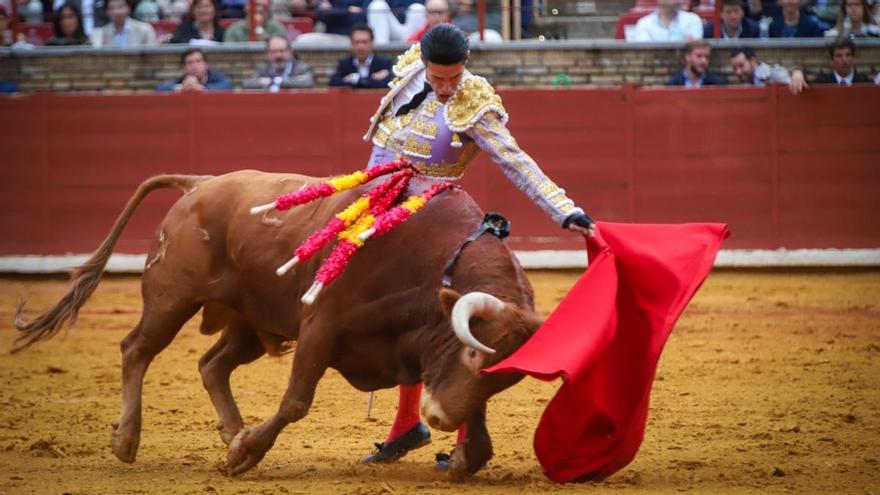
0;85;878;256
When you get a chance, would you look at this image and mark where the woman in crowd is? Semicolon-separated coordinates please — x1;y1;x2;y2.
825;0;880;37
170;0;226;43
48;3;91;45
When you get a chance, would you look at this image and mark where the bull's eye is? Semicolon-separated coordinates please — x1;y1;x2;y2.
468;348;477;359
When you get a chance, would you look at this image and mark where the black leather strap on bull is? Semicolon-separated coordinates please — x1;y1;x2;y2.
441;212;511;288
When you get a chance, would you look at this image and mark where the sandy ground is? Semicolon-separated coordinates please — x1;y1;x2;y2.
0;270;878;495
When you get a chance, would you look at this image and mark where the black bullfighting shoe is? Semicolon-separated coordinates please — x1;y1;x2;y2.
434;451;451;471
360;422;432;463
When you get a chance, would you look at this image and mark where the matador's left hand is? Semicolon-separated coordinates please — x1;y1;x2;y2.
563;212;596;237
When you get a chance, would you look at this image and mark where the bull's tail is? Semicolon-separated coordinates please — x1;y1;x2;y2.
12;174;213;354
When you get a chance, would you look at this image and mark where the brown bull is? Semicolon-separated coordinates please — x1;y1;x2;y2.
13;171;542;480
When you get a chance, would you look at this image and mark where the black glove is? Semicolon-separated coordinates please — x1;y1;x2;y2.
562;211;595;230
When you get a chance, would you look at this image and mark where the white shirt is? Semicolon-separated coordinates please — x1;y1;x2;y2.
354;55;373;80
391;70;426;114
628;10;704;42
834;70;854;86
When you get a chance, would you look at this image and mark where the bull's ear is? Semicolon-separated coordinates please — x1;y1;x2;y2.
438;288;461;317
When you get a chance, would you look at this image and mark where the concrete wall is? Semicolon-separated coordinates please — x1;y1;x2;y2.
1;39;879;92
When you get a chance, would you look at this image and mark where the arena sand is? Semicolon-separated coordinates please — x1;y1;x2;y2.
0;270;877;495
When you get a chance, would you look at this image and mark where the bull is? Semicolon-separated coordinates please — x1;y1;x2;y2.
13;171;542;480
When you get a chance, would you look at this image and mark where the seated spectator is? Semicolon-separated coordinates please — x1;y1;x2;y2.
316;0;367;36
220;0;246;18
170;0;226;43
159;0;191;22
156;47;234;91
729;46;807;93
52;0;108;35
769;0;827;37
242;35;314;90
452;0;503;37
407;0;449;41
224;0;288;41
133;0;163;22
811;0;842;24
667;40;727;87
628;0;704;41
813;37;871;84
329;24;392;88
48;3;91;45
367;0;425;43
92;0;158;46
824;0;880;37
0;6;15;46
705;0;761;38
745;0;781;19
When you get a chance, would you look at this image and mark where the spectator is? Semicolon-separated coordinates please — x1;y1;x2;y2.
316;0;367;36
628;0;704;41
366;0;425;43
813;37;871;84
452;0;503;35
242;35;314;90
745;0;781;19
156;47;234;91
52;0;109;35
159;0;191;21
729;46;808;93
48;3;90;45
92;0;158;46
133;0;163;22
667;40;727;87
769;0;826;37
223;0;287;41
811;0;843;24
329;23;392;88
0;6;14;46
407;0;449;41
824;0;880;37
705;0;761;38
170;0;226;43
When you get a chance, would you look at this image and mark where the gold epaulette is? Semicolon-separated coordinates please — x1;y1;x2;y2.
393;43;424;78
444;73;508;133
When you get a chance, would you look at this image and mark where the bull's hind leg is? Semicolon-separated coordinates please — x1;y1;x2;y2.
226;322;333;476
199;323;266;445
111;300;200;463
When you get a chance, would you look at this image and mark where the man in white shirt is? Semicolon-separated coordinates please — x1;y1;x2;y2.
91;0;157;47
627;0;704;42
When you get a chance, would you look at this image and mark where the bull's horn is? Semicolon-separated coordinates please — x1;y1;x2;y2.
451;292;503;354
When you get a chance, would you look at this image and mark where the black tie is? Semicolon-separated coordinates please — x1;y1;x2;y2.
395;82;433;117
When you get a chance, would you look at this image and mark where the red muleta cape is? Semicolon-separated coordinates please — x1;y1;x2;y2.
485;221;729;483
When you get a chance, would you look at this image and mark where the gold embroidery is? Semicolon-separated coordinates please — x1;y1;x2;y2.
472;117;575;211
457;141;480;167
445;75;508;132
421;99;442;117
393;44;423;77
403;135;432;159
410;118;439;139
414;161;468;179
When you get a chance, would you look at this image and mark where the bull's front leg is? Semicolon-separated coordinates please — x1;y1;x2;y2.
449;405;493;482
226;326;332;476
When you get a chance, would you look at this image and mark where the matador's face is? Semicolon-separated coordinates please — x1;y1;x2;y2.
424;61;465;103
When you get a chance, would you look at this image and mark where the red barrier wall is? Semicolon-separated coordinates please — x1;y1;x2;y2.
1;86;878;255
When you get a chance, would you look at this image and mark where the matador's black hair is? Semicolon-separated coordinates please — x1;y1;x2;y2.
420;24;469;65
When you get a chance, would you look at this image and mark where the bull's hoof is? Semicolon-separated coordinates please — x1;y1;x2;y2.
216;421;242;446
447;447;471;482
226;428;265;476
110;429;139;464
